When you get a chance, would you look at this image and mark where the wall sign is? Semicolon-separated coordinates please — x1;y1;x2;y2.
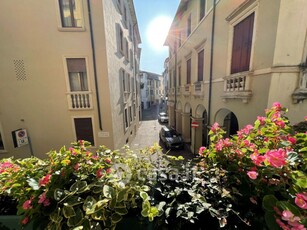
12;129;29;148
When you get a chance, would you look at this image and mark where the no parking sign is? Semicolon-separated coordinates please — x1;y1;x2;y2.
12;129;29;148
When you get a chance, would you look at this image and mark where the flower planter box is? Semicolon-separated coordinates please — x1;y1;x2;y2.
0;215;33;230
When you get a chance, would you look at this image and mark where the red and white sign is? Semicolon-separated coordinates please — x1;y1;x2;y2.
191;121;199;128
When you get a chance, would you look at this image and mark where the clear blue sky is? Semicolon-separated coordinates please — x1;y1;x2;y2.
134;0;180;74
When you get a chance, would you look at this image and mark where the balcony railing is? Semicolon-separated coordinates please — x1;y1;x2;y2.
67;91;93;110
183;84;191;96
192;82;204;97
222;72;252;103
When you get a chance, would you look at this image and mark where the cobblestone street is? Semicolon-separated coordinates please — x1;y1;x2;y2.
130;103;195;160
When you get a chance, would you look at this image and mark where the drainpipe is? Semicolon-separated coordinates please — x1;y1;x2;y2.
208;0;216;133
87;0;103;130
174;50;177;129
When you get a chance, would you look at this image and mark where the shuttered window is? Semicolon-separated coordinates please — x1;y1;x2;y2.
187;58;191;84
67;58;88;91
74;118;94;145
197;49;204;81
231;13;254;74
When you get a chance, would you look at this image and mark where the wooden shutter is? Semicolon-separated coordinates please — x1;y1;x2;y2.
198;49;204;81
231;13;254;74
67;58;86;72
187;59;191;84
74;118;94;145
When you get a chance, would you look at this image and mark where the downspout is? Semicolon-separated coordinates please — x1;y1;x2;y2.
208;0;216;132
174;50;177;129
87;0;103;130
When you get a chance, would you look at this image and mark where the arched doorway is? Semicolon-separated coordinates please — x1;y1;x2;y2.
215;109;239;137
182;103;191;143
195;104;208;147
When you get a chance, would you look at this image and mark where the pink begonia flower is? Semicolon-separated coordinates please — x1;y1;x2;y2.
74;163;79;171
250;152;265;166
105;159;112;164
96;168;104;178
22;198;33;210
295;193;307;210
106;168;112;174
257;116;266;125
265;149;287;168
304;116;307;121
272;102;282;110
215;139;224;151
276;218;290;230
69;147;78;156
198;146;206;156
240;124;254;135
287;136;297;145
38;192;51;207
211;122;220;132
39;174;52;187
247;171;258;180
223;138;232;147
0;162;14;173
275;119;285;128
21;216;30;225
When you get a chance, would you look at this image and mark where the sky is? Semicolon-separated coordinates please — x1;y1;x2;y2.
134;0;180;75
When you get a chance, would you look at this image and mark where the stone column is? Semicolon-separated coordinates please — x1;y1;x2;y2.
175;109;182;134
191;117;204;155
181;112;191;143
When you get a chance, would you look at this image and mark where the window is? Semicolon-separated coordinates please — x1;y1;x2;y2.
173;70;176;87
67;58;88;91
187;14;191;37
186;58;191;84
129;106;132;123
199;0;206;21
74;118;94;145
121;69;126;92
59;0;82;28
169;72;172;89
178;66;182;86
231;13;254;74
117;24;124;54
178;32;182;47
130;50;133;68
123;5;127;27
197;49;204;81
124;108;129;129
127;73;131;92
125;39;129;61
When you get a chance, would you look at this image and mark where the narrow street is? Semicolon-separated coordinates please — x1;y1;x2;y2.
130;103;195;160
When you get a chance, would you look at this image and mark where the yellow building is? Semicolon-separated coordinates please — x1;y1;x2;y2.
165;0;307;154
0;0;141;158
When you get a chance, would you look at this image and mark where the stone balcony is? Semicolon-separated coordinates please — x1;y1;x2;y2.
67;91;93;110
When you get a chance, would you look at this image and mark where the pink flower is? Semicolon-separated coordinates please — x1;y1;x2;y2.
223;138;232;147
215;139;224;151
39;174;52;187
21;216;30;225
273;102;282;111
38;192;51;207
22;198;33;210
106;168;112;174
105;159;112;164
287;136;297;145
199;146;206;156
250;152;265;166
275;119;285;128
211;122;220;132
276;218;290;230
247;171;258;180
96;169;104;178
241;124;254;135
69;147;77;156
257;116;266;125
305;116;307;121
74;163;79;171
265;149;287;168
295;193;307;210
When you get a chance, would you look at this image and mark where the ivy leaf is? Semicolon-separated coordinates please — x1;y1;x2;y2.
262;195;278;211
70;181;88;194
111;213;122;224
103;185;115;199
26;178;39;190
63;204;76;218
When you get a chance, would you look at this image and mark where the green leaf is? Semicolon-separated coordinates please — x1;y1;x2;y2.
26;178;39;190
117;189;127;202
276;201;301;217
262;195;278;211
54;188;65;201
70;181;88;194
265;211;280;230
115;207;128;215
50;208;63;223
83;196;97;214
111;213;122;224
296;178;307;188
63;205;76;218
67;208;83;227
65;196;84;206
158;201;166;211
140;191;148;200
103;185;115;198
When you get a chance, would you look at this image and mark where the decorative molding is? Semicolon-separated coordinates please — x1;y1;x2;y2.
226;0;257;22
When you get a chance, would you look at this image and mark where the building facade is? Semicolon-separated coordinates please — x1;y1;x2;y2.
140;71;164;110
0;0;141;158
165;0;307;154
